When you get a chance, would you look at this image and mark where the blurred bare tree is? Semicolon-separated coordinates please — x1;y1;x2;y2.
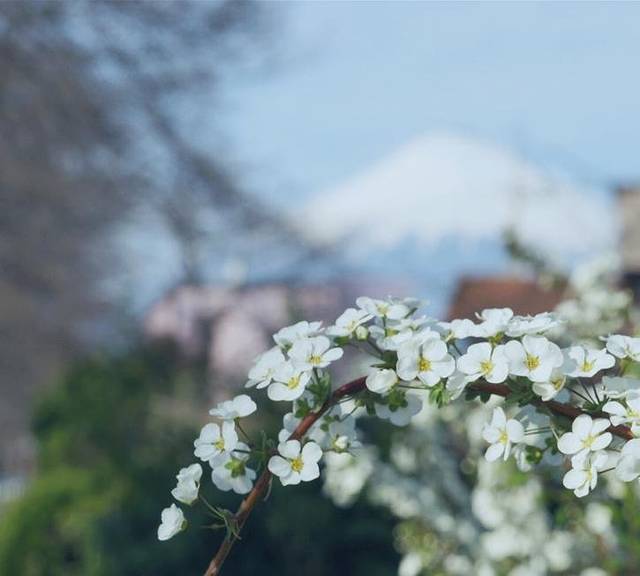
0;0;306;473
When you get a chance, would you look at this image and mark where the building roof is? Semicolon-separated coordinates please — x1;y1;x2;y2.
447;276;565;320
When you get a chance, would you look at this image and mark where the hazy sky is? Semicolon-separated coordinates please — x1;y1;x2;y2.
220;2;640;206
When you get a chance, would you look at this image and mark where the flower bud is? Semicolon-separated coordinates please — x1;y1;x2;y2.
355;325;369;341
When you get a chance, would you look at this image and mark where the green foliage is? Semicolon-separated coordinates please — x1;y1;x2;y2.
0;344;215;576
0;468;115;576
0;344;399;575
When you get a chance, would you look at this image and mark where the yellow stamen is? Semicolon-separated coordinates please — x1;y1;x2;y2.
418;356;432;372
287;375;300;390
480;360;494;375
291;457;304;472
526;354;540;371
309;354;323;366
582;360;595;373
214;439;225;451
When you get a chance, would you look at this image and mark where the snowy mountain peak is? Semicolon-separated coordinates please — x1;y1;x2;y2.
298;132;616;260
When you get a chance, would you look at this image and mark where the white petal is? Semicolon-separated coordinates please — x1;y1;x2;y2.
281;471;301;486
268;455;292;478
603;401;626;417
563;468;587;490
591;418;612;436
279;440;301;459
232;475;254;495
299;461;320;482
485;443;504;462
572;415;593;439
396;357;418;381
591;432;612;451
268;382;299;402
491;407;507;429
233;395;257;417
322;347;344;363
366;369;397;394
301;441;323;463
457;354;481;376
222;421;238;448
506;419;525;443
482;425;501;444
486;362;509;384
557;432;582;455
433;356;455;378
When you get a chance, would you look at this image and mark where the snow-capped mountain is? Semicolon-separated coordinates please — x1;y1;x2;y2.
299;132;617;260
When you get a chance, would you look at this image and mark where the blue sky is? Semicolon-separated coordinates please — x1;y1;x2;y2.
218;2;640;206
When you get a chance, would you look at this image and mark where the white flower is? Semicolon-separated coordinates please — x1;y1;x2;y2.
327;308;373;337
356;296;410;320
268;440;323;486
289;336;343;370
439;318;477;340
605;335;640;362
194;421;238;463
246;347;285;389
311;414;361;453
171;463;202;505
603;395;640;432
327;418;361;452
506;312;562;337
211;445;256;495
171;480;199;506
396;334;455;386
557;414;612;459
273;320;323;349
482;407;524;462
457;343;509;383
566;346;615;378
532;367;567;401
157;503;186;541
504;335;563;382
366;369;398;395
474;308;513;338
615;438;640;482
209;394;257;420
369;319;432;351
176;462;203;484
563;451;609;497
374;391;423;426
267;363;311;402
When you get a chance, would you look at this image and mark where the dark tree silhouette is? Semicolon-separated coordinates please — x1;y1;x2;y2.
0;0;313;473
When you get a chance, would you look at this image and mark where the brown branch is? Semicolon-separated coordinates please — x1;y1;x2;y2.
203;376;632;575
203;376;366;576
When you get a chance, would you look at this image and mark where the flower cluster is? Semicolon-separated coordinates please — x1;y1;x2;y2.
158;394;257;540
157;294;640;573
